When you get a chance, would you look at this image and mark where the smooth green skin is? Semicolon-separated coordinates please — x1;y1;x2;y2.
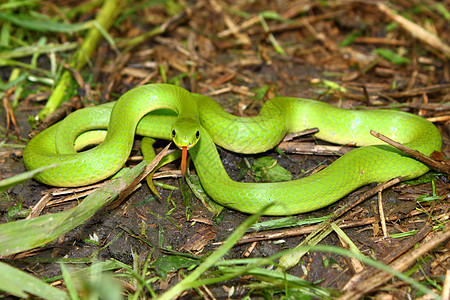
23;84;442;215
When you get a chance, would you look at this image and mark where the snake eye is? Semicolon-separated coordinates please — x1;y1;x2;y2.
172;129;176;137
196;130;200;139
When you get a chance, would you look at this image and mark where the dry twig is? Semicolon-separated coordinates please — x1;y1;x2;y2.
371;130;450;175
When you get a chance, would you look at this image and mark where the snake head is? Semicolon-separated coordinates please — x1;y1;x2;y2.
171;117;201;176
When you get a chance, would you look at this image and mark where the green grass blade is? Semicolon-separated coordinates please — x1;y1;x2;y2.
373;48;410;64
60;263;80;300
0;42;78;60
0;11;91;33
158;203;273;299
0;161;146;255
0;163;59;192
0;0;39;10
0;58;50;74
0;261;67;299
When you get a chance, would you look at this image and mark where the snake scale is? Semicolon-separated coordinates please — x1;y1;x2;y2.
23;84;442;215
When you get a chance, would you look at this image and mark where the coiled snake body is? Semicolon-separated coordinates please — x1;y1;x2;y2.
23;84;442;215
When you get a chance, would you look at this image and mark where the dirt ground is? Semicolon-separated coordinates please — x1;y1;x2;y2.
1;0;450;299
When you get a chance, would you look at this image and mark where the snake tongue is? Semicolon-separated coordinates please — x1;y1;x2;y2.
181;146;188;177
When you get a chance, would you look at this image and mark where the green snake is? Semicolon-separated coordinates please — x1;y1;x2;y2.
23;84;442;215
